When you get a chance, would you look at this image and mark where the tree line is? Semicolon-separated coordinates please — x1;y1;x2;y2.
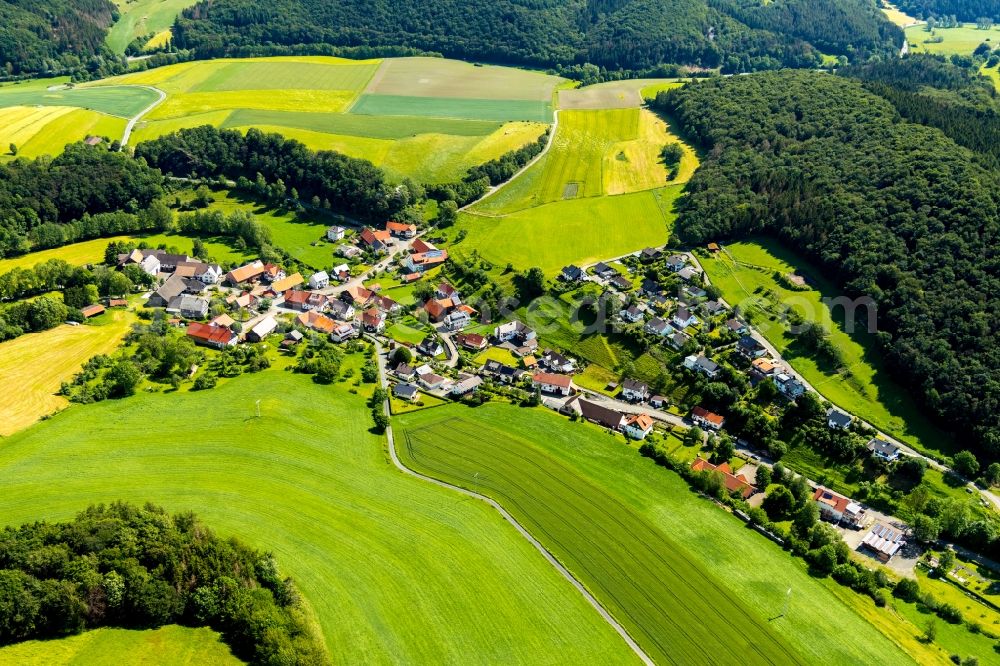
653;70;1000;462
895;0;999;22
169;0;900;75
0;502;327;663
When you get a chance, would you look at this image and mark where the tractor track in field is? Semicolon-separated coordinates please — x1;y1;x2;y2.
373;341;654;666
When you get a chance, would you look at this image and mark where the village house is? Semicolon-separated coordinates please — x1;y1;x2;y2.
690;458;754;498
691;405;725;431
737;335;767;358
494;320;535;344
623;413;655;440
326;298;355;321
861;522;905;562
578;399;626;430
343;286;375;307
560;265;583;282
620;304;644;323
532;371;573;396
827;408;853;429
702;300;727;317
330;323;358;343
482;359;524;384
677;267;700;282
166;295;209;319
282;290;327;312
750;357;780;378
326;225;346;241
672;306;699;329
405;248;449;273
665;254;688;272
812;487;865;527
147;275;188;308
650;395;667;409
451;374;483;396
308;271;330;289
455;332;488;351
362;308;386;333
373;294;400;313
175;260;223;284
540;349;575;373
246;316;277;342
436;282;461;304
423;298;452;322
775;373;806;399
444;308;472;330
592;262;617;279
269;272;303;294
332;264;351;282
225;260;267;287
683;354;719;378
726;318;748;335
359;227;392;254
418;335;444;357
610;275;632;291
297;310;338;335
186;322;238;349
867;438;901;462
668;331;690;350
386;221;417;238
118;249;192;274
621;378;650;403
418;371;446;391
211;313;235;328
393;362;416;381
393;382;420;402
338;245;361;259
640;247;661;262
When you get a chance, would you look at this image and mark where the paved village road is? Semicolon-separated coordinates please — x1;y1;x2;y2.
121;86;166;146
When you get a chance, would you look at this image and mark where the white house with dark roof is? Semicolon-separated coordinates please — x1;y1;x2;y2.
621;378;650;402
827;408;853;429
867;438;900;462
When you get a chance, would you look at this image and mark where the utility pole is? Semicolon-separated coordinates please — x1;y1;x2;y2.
255;399;261;418
781;587;792;617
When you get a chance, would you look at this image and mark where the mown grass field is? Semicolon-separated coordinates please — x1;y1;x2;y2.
455;186;678;274
0;309;134;436
475;108;692;215
905;24;1000;54
219;109;501;138
0;625;240;665
365;57;563;100
880;3;921;27
106;0;195;53
701;239;955;456
0;357;633;664
558;79;680;110
0;83;159;118
395;403;936;665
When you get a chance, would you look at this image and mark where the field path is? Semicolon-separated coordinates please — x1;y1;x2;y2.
461;110;560;211
373;342;653;666
121;86;166;146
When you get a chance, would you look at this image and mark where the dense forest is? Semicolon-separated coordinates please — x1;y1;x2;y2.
0;0;121;76
171;0;901;74
133;126;417;223
653;71;1000;460
0;502;326;663
895;0;999;21
842;55;1000;167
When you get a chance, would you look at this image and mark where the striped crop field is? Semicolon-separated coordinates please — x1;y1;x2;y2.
350;94;552;122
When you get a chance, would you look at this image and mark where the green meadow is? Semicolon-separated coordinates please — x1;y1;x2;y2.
0;625;240;665
221;109;502;138
0;84;159;118
396;403;940;665
905;24;1000;55
701;238;955;457
106;0;196;53
351;94;552;122
0;356;633;664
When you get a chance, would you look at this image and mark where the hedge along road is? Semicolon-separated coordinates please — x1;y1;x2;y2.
121;86;166;146
372;341;652;666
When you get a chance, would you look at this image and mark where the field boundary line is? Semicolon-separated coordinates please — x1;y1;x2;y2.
121;85;166;146
374;343;652;666
461;109;559;212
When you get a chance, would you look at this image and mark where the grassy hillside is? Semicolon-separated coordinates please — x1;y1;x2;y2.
905;23;1000;54
396;403;948;664
0;625;241;665
106;0;197;53
0;355;635;664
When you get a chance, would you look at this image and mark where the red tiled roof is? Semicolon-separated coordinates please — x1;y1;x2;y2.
386;221;416;234
424;299;450;319
812;487;851;514
533;371;572;388
691;458;754;498
456;332;487;349
411;238;435;253
80;304;105;318
227;261;265;284
186;322;235;345
362;308;384;325
297;310;336;334
692;405;725;426
360;228;391;246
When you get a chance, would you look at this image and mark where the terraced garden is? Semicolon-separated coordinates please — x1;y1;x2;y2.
395;403;939;665
0;356;634;664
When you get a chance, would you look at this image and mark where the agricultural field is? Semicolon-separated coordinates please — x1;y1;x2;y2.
0;106;125;159
0;236;132;273
879;3;922;28
101;56;563;183
558;79;680;110
454;186;680;275
0;82;160;118
0;357;633;664
395;403;944;665
106;0;196;53
905;24;1000;55
700;239;955;457
0;625;239;665
0;309;134;436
